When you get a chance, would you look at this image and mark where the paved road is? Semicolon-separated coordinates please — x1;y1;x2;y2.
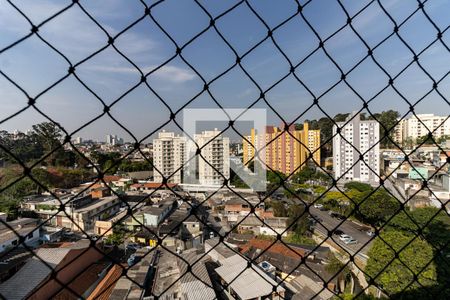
309;207;373;257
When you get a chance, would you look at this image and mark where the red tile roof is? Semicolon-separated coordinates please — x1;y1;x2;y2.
143;182;177;189
86;264;123;300
240;238;305;260
102;175;122;183
54;262;108;300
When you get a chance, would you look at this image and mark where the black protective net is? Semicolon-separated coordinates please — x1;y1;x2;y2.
0;0;449;299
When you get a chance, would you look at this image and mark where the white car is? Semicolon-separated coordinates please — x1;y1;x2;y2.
366;230;375;237
339;234;352;241
344;239;358;245
313;203;323;209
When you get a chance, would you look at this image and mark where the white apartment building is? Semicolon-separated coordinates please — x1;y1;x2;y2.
153;131;186;183
194;129;230;185
333;113;380;183
394;114;450;144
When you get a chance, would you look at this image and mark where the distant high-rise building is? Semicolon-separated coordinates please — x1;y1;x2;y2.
333;113;380;183
194;129;230;186
106;134;124;146
106;134;114;145
394;114;450;144
75;136;83;144
153;131;186;184
243;122;321;174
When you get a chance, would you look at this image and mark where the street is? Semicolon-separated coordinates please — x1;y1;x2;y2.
309;207;373;258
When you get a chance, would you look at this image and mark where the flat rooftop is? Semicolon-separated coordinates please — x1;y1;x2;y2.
75;196;119;213
215;254;285;299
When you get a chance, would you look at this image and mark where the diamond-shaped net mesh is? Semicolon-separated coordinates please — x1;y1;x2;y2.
0;0;449;299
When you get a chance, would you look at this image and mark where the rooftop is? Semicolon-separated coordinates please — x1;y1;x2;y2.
0;224;37;245
53;262;109;300
240;239;306;261
75;196;119;214
176;249;216;299
87;264;124;300
0;247;71;300
205;238;237;260
109;248;157;300
215;254;285;299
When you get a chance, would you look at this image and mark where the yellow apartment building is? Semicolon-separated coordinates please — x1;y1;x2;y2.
243;123;321;175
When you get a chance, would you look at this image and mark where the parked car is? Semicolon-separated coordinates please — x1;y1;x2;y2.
335;214;346;221
126;243;141;251
329;211;339;218
313;203;323;209
333;229;344;236
366;230;375;237
344;239;358;245
339;234;352;241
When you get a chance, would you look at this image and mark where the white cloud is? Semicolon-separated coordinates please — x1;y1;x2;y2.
85;64;196;83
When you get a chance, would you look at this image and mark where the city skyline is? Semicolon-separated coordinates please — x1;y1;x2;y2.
2;0;450;142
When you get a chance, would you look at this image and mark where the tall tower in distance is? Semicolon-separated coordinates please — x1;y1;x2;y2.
153;131;186;184
333;112;380;184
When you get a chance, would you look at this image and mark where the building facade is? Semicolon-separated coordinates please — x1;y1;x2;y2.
394;114;450;144
194;129;230;185
243;122;321;175
333;113;380;183
153;131;186;184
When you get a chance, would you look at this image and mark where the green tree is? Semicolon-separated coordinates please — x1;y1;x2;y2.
366;230;437;295
416;135;437;145
357;190;400;226
287;204;309;235
32;122;63;165
326;253;351;293
270;201;287;217
291;167;315;184
402;137;415;149
334;113;350;122
437;135;450;144
0;131;43;164
105;231;126;246
344;181;373;193
369;110;400;148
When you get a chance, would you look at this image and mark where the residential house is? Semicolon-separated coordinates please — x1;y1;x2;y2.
149;249;213;299
94;210;128;236
240;239;336;297
142;200;175;227
224;197;265;222
129;182;178;193
22;195;122;232
260;217;290;237
0;240;104;300
0;219;40;253
90;187;111;199
214;254;286;300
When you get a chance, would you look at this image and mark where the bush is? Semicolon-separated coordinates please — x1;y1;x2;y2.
344;181;373;192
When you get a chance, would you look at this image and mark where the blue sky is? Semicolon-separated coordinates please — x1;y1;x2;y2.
1;0;450;142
